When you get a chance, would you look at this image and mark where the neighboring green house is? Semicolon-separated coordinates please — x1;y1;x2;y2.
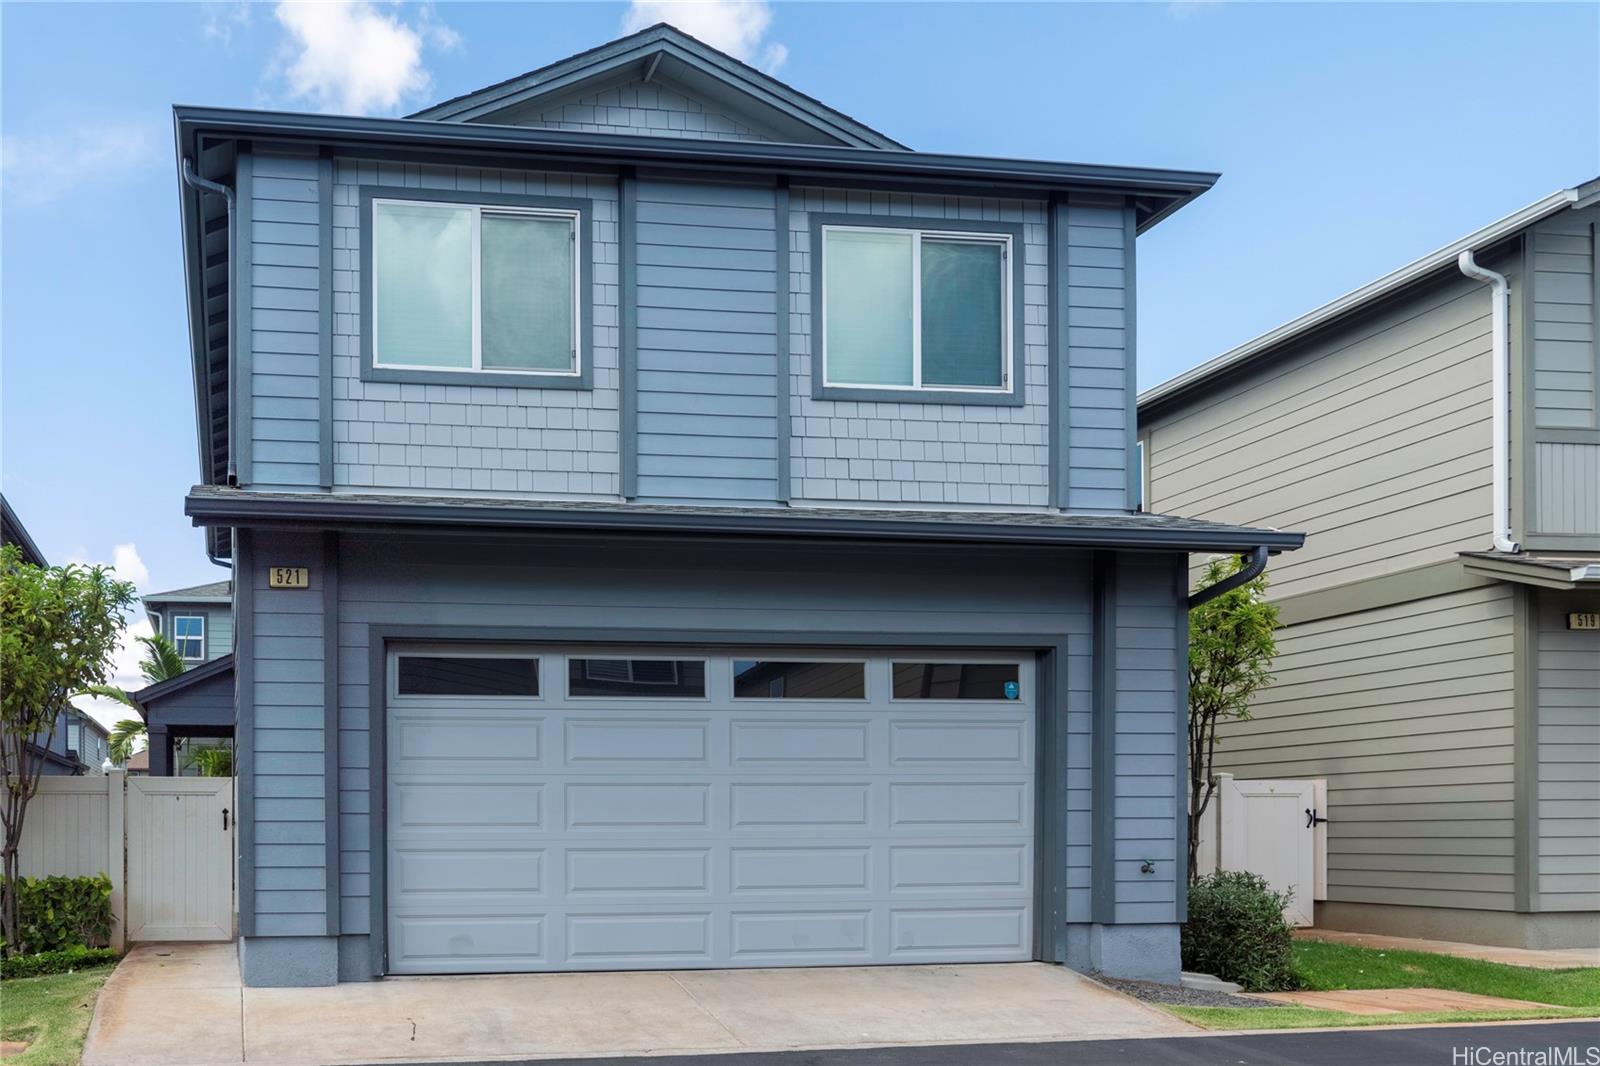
1140;179;1600;950
144;579;232;665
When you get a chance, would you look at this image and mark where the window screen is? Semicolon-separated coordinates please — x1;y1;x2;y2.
481;214;574;371
733;661;867;699
892;662;1020;700
568;659;706;698
396;656;540;696
920;238;1004;387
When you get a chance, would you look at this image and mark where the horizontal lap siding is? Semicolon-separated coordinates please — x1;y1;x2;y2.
1146;275;1495;598
332;536;1094;935
1214;586;1519;911
1530;211;1597;430
635;180;779;501
330;159;621;496
250;532;329;934
787;187;1051;507
1534;590;1600;913
1063;201;1134;511
251;152;323;488
1112;558;1183;922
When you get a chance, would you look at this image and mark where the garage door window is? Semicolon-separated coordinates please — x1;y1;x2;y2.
733;660;867;699
568;658;706;698
396;655;540;696
892;662;1020;700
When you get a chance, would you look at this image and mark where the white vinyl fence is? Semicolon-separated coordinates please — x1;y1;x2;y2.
1194;773;1327;926
2;771;233;949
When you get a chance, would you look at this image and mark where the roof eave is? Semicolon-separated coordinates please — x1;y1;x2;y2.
130;653;235;706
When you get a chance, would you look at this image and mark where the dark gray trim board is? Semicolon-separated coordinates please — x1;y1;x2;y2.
1171;554;1189;924
233;147;254;487
619;169;638;499
1089;552;1116;925
1511;584;1538;914
774;178;791;504
1121;206;1140;511
363;623;1074;978
173;106;1217;232
187;488;1305;553
1047;198;1065;509
356;186;597;391
235;529;256;937
318;151;334;490
322;532;341;937
807;213;1027;407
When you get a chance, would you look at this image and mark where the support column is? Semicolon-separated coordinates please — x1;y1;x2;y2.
147;728;171;776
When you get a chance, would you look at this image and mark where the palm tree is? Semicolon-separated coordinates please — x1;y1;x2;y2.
80;633;188;764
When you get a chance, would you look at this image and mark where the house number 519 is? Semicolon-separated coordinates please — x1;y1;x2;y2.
268;566;311;589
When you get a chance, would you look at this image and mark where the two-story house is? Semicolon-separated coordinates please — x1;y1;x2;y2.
174;25;1300;987
1140;180;1600;950
135;580;236;776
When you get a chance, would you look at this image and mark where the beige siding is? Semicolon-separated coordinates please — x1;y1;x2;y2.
1212;586;1519;912
1534;589;1600;913
1145;272;1498;598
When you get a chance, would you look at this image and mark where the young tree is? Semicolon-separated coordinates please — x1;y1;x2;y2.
81;632;189;764
1187;554;1280;883
0;543;135;953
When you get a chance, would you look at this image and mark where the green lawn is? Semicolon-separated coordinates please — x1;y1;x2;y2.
0;965;115;1066
1168;940;1600;1032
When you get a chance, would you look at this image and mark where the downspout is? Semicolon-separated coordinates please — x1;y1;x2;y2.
1188;545;1269;609
181;158;237;488
1458;250;1520;553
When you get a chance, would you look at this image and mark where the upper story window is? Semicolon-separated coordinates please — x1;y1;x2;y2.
817;220;1017;403
172;615;205;661
368;193;584;383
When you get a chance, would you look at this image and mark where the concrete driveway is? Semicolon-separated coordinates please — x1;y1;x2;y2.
83;943;1193;1065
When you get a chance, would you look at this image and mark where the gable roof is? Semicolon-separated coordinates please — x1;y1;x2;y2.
1138;177;1600;417
409;22;905;149
130;653;234;719
143;580;232;605
1;494;46;566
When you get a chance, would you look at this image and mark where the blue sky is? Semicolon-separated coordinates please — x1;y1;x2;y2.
2;1;1596;716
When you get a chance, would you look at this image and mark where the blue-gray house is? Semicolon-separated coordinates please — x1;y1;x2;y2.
173;25;1301;987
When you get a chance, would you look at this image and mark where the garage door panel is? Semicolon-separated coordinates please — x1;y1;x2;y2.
387;649;1035;974
730;781;872;828
730;846;872;893
730;720;871;765
564;718;710;765
565;782;711;830
565;847;712;896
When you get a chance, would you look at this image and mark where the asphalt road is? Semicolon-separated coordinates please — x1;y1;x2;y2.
380;1021;1600;1066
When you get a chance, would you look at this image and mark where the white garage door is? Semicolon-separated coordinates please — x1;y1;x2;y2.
385;648;1035;974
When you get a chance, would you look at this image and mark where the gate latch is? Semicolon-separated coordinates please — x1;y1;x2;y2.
222;807;230;831
1305;807;1328;829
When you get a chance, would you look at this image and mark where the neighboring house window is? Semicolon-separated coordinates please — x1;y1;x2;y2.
372;198;580;378
821;225;1012;395
173;615;205;661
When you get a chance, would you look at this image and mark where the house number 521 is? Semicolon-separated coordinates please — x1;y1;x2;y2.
268;566;311;589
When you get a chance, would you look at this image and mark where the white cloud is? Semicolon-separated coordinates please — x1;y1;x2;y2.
203;0;254;44
73;619;153;735
623;0;789;72
273;1;459;115
110;544;150;589
1;121;162;207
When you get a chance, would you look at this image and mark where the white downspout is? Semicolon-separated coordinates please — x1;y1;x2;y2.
1458;250;1520;554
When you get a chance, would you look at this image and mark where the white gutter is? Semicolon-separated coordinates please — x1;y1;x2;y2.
1457;250;1519;554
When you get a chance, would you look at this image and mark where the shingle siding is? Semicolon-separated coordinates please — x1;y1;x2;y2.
329;158;622;497
493;77;778;142
786;187;1053;507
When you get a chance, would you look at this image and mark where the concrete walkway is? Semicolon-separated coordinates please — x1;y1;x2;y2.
1296;929;1600;970
82;944;1193;1065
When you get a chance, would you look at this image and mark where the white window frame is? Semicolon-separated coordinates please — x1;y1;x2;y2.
370;198;583;379
173;614;206;662
820;224;1014;395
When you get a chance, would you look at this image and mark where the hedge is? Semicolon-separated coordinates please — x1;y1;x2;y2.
1;944;119;979
1;874;114;954
1181;870;1299;992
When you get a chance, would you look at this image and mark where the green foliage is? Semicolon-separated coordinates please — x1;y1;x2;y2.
1293;940;1600;1007
1182;871;1298;992
0;876;114;955
79;633;190;765
0;945;118;980
1187;554;1279;880
182;743;233;778
1;544;135;955
0;964;115;1066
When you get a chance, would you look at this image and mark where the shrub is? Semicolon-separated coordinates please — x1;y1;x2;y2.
0;874;113;954
1;944;118;980
1182;870;1298;992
